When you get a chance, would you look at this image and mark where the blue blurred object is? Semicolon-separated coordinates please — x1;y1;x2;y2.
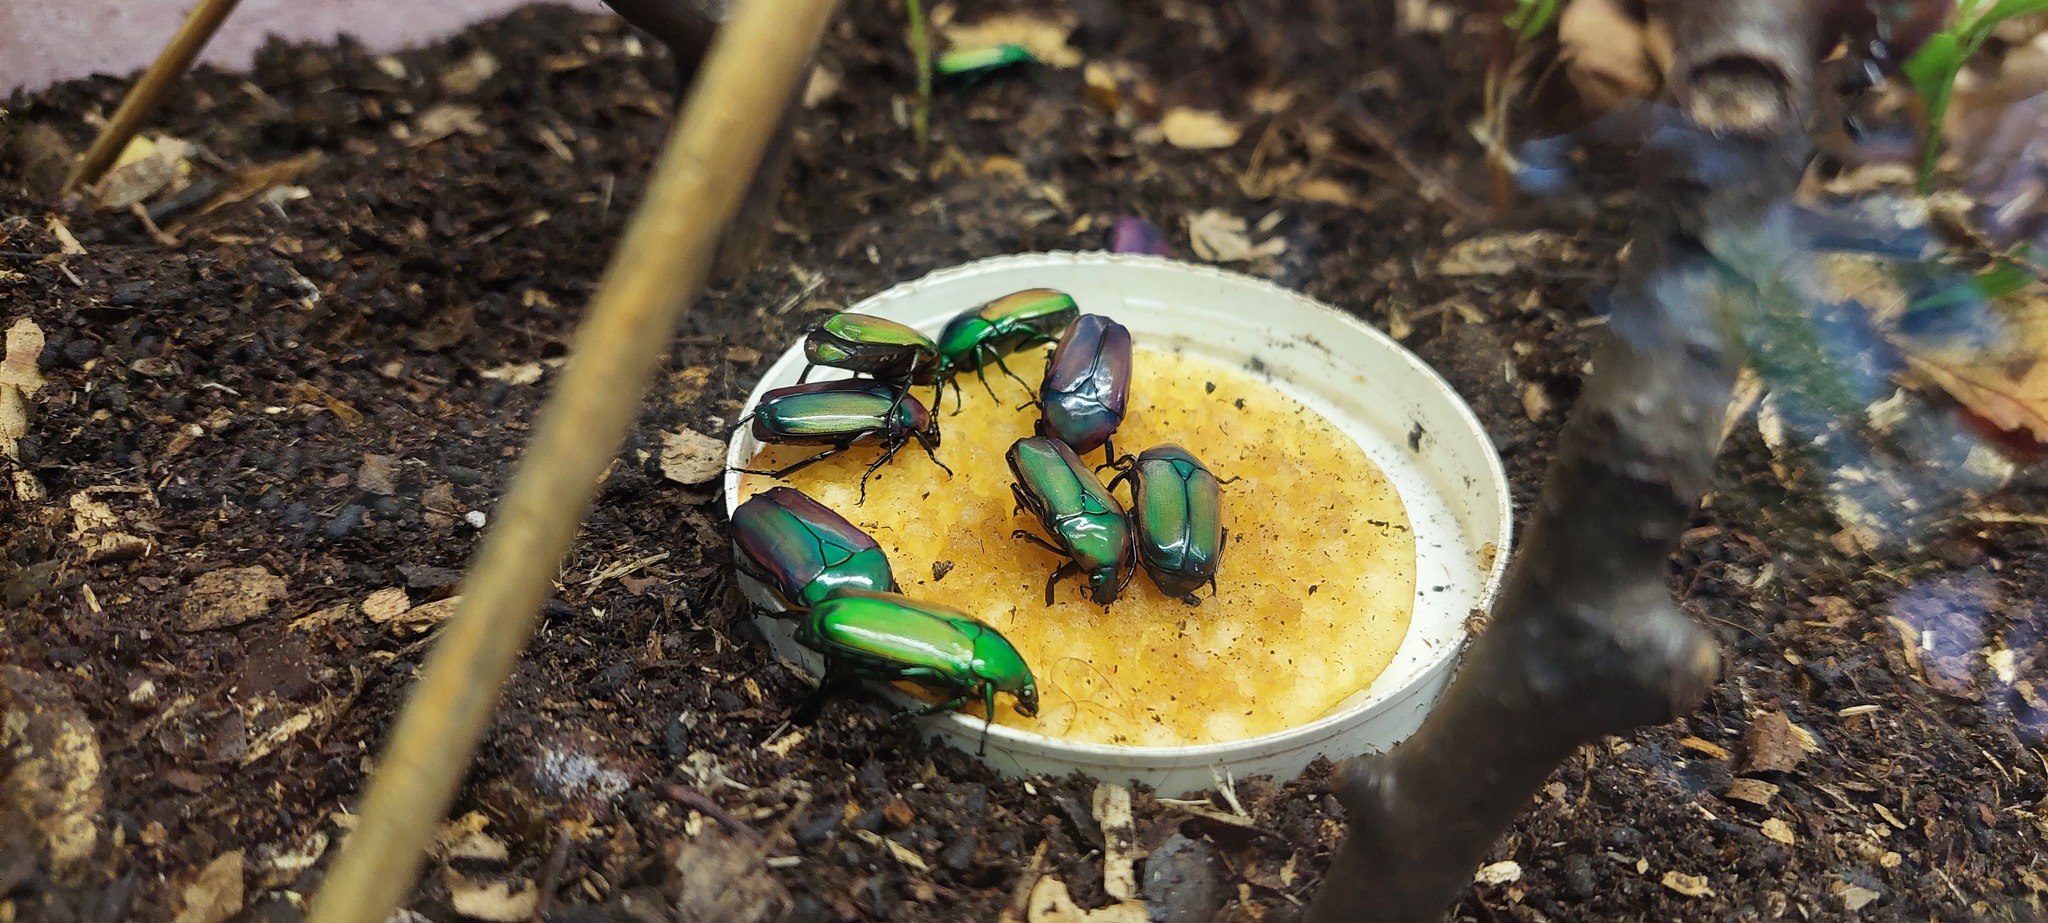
1110;216;1172;256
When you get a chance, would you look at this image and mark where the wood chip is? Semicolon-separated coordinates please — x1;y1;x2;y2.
1660;870;1713;898
0;317;48;460
176;567;288;632
1677;736;1730;760
384;596;462;634
443;870;537;921
1436;231;1583;276
1474;860;1522;885
1738;710;1817;775
1760;818;1795;845
357;453;400;495
171;850;245;923
0;665;105;882
1839;884;1882;911
1092;783;1137;901
852;829;929;872
1024;875;1147;922
1159;108;1242;150
360;587;413;623
1724;778;1780;806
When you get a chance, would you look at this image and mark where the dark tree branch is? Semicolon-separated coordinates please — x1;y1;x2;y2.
1301;3;1849;919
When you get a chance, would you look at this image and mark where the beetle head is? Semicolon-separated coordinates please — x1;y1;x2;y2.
1012;680;1040;717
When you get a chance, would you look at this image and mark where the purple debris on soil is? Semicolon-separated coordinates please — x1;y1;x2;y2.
1110;216;1172;256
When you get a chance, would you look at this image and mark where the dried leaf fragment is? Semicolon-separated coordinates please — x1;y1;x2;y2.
1186;209;1285;263
410;104;488;146
1895;292;2048;444
661;427;726;485
1160;108;1243;150
94;135;193;210
177;566;288;632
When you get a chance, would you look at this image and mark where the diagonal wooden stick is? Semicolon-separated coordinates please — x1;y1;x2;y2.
60;0;245;196
301;1;840;921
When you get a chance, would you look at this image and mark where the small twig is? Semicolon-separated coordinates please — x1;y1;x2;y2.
62;0;246;195
1337;99;1486;221
300;2;842;922
664;784;767;846
529;827;575;923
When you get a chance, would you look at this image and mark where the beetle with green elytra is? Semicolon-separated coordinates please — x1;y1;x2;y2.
733;379;951;503
792;589;1039;754
795;312;943;417
1007;435;1136;607
1107;444;1235;604
935;288;1080;410
730;486;896;611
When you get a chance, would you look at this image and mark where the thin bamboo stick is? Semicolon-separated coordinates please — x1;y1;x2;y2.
301;1;841;920
61;0;245;195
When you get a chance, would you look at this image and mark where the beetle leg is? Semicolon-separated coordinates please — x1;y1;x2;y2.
1216;474;1243;485
989;349;1038;398
856;437;911;504
891;695;969;721
1010;529;1065;556
1040;560;1081;606
913;427;953;478
972;362;1004;404
796;363;815;384
736;443;850;480
1099;436;1119;468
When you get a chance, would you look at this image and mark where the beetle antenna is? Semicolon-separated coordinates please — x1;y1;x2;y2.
1052;656;1126;710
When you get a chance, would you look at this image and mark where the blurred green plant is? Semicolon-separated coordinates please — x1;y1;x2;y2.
1504;0;1565;41
907;0;932;146
1905;0;2048;191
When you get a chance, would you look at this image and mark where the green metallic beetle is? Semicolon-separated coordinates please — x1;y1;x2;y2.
936;288;1080;409
1107;445;1231;603
730;486;896;611
934;44;1038;81
1007;435;1135;607
735;380;950;502
794;589;1039;754
796;313;942;403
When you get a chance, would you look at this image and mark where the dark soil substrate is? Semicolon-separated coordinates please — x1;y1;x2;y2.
2;2;2044;920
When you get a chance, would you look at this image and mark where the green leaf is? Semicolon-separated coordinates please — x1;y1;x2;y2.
1978;0;2048;28
1504;0;1563;41
1901;31;1963;102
